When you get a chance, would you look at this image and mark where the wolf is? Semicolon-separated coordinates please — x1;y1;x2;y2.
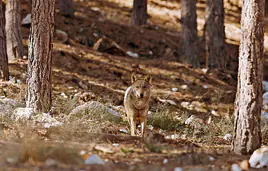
124;73;152;137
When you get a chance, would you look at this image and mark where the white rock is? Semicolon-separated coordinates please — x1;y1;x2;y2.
112;143;119;147
119;129;128;134
79;150;87;156
223;134;233;142
69;101;121;122
163;158;168;164
60;92;68;98
172;88;178;92
45;158;57;167
249;146;268;168
174;167;183;171
180;85;188;90
0;98;19;117
263;81;268;93
85;154;105;165
203;85;208;89
56;29;68;43
13;108;34;120
149;51;153;55
22;14;31;25
91;7;100;11
263;92;268;106
201;68;208;74
126;51;139;58
31;113;63;128
209;156;215;161
231;163;241;171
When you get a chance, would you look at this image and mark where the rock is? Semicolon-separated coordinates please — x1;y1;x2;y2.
249;146;268;168
157;97;177;106
31;113;63;128
165;134;180;139
203;85;208;89
180;85;188;90
22;14;31;25
60;92;68;98
240;160;249;171
13;108;34;120
119;129;128;134
93;37;126;56
201;68;209;74
45;158;57;167
84;154;105;165
231;163;241;171
263;81;268;93
163;158;168;164
0;98;19;117
126;51;139;58
181;101;208;113
263;92;268;106
94;145;114;154
69;101;121;122
223;134;233;142
174;167;183;171
209;156;215;161
55;29;68;43
172;87;178;92
185;115;204;130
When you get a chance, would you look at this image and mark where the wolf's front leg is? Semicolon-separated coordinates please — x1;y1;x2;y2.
130;117;136;136
141;118;147;137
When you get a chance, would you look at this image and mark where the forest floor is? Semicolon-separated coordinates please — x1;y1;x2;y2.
1;0;268;170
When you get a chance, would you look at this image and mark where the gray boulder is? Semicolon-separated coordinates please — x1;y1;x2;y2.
69;101;121;122
263;81;268;93
0;98;19;117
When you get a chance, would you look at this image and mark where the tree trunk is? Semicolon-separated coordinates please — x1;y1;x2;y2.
5;0;24;60
232;0;265;155
131;0;147;26
0;1;9;80
59;0;74;18
204;0;226;69
180;0;199;68
27;0;55;113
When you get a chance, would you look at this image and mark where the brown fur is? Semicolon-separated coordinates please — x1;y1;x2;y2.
124;73;152;137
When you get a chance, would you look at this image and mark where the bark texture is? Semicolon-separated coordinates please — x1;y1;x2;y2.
204;0;226;69
131;0;147;26
232;0;265;155
0;1;9;80
5;0;23;60
27;0;55;113
181;0;199;68
59;0;74;18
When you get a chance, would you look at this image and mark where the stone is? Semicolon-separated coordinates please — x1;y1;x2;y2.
84;154;105;165
22;14;31;25
0;98;19;117
69;101;121;123
249;146;268;168
13;108;34;120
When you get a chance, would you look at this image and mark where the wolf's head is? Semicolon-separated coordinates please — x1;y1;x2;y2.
131;73;152;100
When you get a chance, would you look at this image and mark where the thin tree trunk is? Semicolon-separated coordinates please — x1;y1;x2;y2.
180;0;199;68
59;0;74;18
232;0;265;155
0;1;9;80
27;0;55;113
131;0;147;26
5;0;24;60
204;0;226;69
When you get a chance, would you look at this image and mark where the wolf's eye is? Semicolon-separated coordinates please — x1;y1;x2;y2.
143;85;147;88
136;86;140;89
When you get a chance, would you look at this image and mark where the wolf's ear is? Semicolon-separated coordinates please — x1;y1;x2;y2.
131;73;138;83
144;74;152;84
